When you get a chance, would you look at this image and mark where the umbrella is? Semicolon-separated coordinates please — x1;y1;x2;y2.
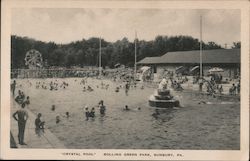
176;66;185;74
114;63;121;68
140;66;151;72
190;66;199;72
208;67;224;73
176;66;184;71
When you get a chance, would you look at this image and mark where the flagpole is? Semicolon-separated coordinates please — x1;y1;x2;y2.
99;37;102;77
200;15;203;78
134;31;137;80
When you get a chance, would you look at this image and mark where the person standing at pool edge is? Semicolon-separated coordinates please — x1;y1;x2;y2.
85;106;90;120
11;80;16;96
125;82;129;96
99;100;106;115
12;103;29;145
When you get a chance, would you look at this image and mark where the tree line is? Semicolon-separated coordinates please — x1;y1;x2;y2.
11;35;240;69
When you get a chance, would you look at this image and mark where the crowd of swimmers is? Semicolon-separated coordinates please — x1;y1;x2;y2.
83;86;94;92
160;74;241;96
10;74;241;145
203;79;240;96
25;75;144;96
12;79;144;125
229;83;240;95
10;78;173;146
84;100;113;120
79;78;144;95
11;79;70;91
15;90;30;106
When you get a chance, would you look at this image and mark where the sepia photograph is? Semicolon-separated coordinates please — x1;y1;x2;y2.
1;0;249;160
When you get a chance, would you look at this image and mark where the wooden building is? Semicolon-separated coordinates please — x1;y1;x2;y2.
137;49;240;79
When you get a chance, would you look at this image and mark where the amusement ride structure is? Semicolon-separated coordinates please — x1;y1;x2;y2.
24;49;43;69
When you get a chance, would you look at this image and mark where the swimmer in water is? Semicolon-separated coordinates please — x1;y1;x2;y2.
85;106;89;120
56;116;60;124
152;109;160;118
65;112;69;118
15;90;24;105
35;113;45;135
124;105;130;111
24;96;30;105
51;105;55;111
90;107;95;118
125;83;129;96
99;100;106;115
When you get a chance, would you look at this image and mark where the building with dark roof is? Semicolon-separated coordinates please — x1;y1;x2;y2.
137;49;240;79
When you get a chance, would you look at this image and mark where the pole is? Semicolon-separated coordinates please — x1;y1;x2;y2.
99;37;102;77
134;31;137;80
200;15;203;78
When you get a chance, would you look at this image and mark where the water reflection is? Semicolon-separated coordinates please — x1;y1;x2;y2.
151;108;179;124
98;114;106;123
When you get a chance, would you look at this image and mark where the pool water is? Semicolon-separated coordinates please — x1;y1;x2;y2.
12;78;240;149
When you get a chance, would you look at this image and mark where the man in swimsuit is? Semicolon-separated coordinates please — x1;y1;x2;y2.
12;103;29;145
35;113;45;136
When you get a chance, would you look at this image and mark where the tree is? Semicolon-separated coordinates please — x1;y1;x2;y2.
49;48;66;66
65;53;76;67
11;35;225;69
232;42;241;49
203;41;222;50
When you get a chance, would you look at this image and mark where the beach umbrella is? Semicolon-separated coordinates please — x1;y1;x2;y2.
208;67;224;73
140;66;151;71
176;66;184;71
190;66;199;72
176;66;185;74
114;63;121;68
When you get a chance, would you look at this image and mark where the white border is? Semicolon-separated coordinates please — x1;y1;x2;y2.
1;0;249;160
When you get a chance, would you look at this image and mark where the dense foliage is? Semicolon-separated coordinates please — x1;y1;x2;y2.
11;35;238;69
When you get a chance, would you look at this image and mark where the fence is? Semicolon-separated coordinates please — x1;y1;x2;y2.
11;68;135;79
11;69;101;78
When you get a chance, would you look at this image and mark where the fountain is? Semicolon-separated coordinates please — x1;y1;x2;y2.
149;78;180;108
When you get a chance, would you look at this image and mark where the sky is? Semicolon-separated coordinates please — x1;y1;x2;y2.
11;8;240;47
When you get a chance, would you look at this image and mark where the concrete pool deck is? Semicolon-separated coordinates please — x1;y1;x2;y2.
10;100;65;149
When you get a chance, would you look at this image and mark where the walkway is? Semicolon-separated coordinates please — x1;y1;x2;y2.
10;99;65;149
